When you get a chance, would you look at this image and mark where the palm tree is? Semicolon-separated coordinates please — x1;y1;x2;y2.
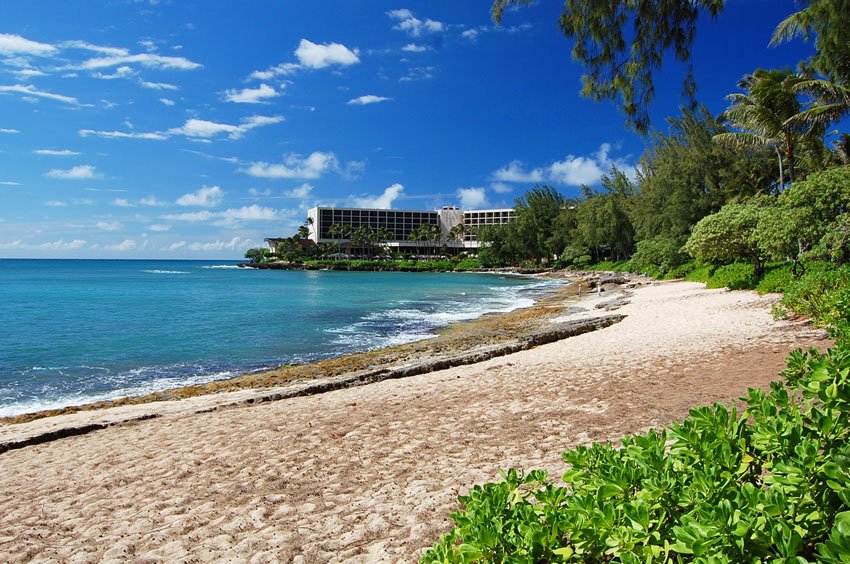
448;223;467;245
713;69;815;190
328;223;341;242
375;227;394;256
833;133;850;165
788;76;850;133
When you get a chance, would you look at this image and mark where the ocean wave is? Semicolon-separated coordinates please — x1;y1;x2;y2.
0;365;242;418
201;265;242;269
142;269;189;275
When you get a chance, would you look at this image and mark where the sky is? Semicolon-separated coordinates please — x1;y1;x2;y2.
0;0;817;259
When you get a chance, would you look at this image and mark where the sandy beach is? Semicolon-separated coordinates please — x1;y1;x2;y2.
0;280;829;562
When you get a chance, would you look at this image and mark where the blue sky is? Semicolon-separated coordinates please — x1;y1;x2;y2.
0;1;815;258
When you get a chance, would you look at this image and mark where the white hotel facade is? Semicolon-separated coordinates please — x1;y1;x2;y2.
304;205;515;250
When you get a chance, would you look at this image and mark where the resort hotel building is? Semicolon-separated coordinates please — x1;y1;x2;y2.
267;206;515;253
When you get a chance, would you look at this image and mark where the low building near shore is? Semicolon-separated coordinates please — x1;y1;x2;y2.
303;205;515;252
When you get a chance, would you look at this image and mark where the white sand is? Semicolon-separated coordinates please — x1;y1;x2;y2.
0;281;828;562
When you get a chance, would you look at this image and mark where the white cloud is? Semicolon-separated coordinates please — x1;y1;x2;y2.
399;66;435;82
461;29;480;41
79;129;168;140
220;205;279;221
353;183;404;208
387;9;444;37
491;160;544;183
176;185;224;207
246;38;359;81
162;206;279;224
248;187;271;197
46;200;68;207
490;181;513;194
342;159;367;181
13;68;47;79
159;98;175;106
139;196;167;207
402;43;430;53
79;53;202;71
0;181;21;186
106;239;137;251
114;198;134;207
224;83;280;104
139;80;178;90
44;165;101;180
0;240;23;249
492;144;636;188
284;183;313;198
94;65;136;80
0;33;56;56
165;241;187;251
0;84;84;106
547;143;636;186
96;221;122;231
184;237;251;252
167;115;283;139
146;224;171;232
161;210;214;222
347;95;392;106
34;149;80;156
39;239;86;250
457;187;488;209
0;128;20;134
81;115;281;143
295;39;359;69
242;151;338;180
60;40;128;56
248;62;300;81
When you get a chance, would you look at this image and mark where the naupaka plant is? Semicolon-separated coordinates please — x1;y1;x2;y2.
423;334;850;562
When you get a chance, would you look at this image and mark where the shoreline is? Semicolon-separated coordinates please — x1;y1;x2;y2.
0;279;831;562
0;270;625;429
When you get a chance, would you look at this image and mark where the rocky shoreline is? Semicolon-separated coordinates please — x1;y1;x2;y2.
0;270;637;428
239;261;552;274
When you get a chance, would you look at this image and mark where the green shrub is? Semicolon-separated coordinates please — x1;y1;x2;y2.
423;338;850;563
756;264;795;294
664;260;697;280
452;259;481;271
707;262;758;290
587;260;632;272
780;266;850;333
683;264;715;283
630;235;690;277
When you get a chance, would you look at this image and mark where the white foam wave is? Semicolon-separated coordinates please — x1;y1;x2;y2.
0;368;239;418
201;265;241;269
143;269;189;275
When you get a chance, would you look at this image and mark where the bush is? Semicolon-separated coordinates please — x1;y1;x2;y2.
630;235;689;277
664;260;697;280
706;262;758;290
452;258;481;271
587;260;632;272
780;266;850;332
683;264;715;283
756;264;795;294
423;338;850;562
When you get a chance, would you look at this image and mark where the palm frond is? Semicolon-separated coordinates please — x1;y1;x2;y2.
712;132;773;150
770;10;811;46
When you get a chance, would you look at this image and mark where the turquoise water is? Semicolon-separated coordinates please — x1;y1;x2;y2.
0;260;558;417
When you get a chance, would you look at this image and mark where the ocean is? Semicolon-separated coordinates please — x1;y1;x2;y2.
0;260;559;417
